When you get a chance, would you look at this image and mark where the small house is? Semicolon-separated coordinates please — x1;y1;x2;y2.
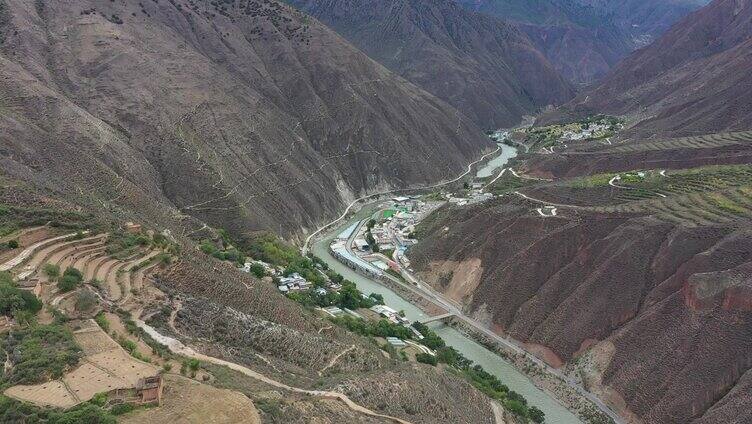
386;337;406;348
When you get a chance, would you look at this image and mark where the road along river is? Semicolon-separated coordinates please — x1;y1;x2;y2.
312;208;583;424
476;143;518;178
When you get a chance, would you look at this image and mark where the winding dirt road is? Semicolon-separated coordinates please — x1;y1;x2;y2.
134;320;412;424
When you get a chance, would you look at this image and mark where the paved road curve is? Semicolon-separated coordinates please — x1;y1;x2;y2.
302;146;502;255
340;215;624;424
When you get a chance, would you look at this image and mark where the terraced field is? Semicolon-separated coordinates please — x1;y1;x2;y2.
598;186;752;227
0;227;164;307
530;165;752;225
597;131;752;154
4;320;160;409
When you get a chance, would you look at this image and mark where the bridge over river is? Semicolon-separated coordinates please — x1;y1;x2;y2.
418;312;456;324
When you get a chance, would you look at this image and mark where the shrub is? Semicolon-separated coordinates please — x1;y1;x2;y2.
0;324;82;385
90;392;108;407
199;240;218;255
43;263;61;279
156;252;172;265
12;310;36;327
94;312;110;332
6;240;18;249
415;353;437;366
188;358;200;371
119;338;137;354
110;403;134;415
57;267;83;292
249;263;266;278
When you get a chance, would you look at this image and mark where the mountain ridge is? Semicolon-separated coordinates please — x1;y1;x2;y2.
0;0;487;238
286;0;575;129
456;0;709;84
548;0;752;137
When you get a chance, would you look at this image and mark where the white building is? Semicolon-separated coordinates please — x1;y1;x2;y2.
278;273;311;292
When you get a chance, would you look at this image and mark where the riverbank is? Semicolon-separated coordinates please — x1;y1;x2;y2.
312;215;584;422
445;319;615;424
317;210;614;424
306;143;628;423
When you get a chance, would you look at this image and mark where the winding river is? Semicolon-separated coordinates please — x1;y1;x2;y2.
312;147;582;424
475;143;518;178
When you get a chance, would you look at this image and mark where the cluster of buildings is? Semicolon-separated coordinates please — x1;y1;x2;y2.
276;272;311;293
446;189;493;207
339;197;444;278
370;304;409;325
240;259;338;295
561;121;619;141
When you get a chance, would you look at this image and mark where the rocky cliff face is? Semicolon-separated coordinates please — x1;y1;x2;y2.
0;0;486;238
286;0;574;129
456;0;707;84
554;0;752;136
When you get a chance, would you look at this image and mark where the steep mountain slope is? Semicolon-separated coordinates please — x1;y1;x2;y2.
0;0;486;239
456;0;707;84
578;0;711;45
286;0;574;129
408;131;752;423
0;178;503;423
412;198;752;423
555;0;752;137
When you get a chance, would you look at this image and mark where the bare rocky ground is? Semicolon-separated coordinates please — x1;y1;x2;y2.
0;177;506;423
409;131;752;424
145;254;502;423
286;0;574;129
0;0;486;241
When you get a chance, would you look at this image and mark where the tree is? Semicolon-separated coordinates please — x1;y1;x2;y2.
369;293;384;305
6;239;18;249
528;406;545;423
507;390;527;405
503;399;528;417
75;291;97;312
0;274;42;317
436;346;462;366
338;283;362;310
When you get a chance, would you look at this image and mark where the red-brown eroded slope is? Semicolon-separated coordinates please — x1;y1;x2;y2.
409;197;752;423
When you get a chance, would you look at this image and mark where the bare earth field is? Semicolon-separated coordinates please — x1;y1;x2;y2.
120;374;261;424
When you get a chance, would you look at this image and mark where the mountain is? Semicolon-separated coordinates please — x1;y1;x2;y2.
408;130;752;423
0;0;522;422
456;0;708;84
285;0;574;129
550;0;752;137
0;0;489;239
578;0;711;43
